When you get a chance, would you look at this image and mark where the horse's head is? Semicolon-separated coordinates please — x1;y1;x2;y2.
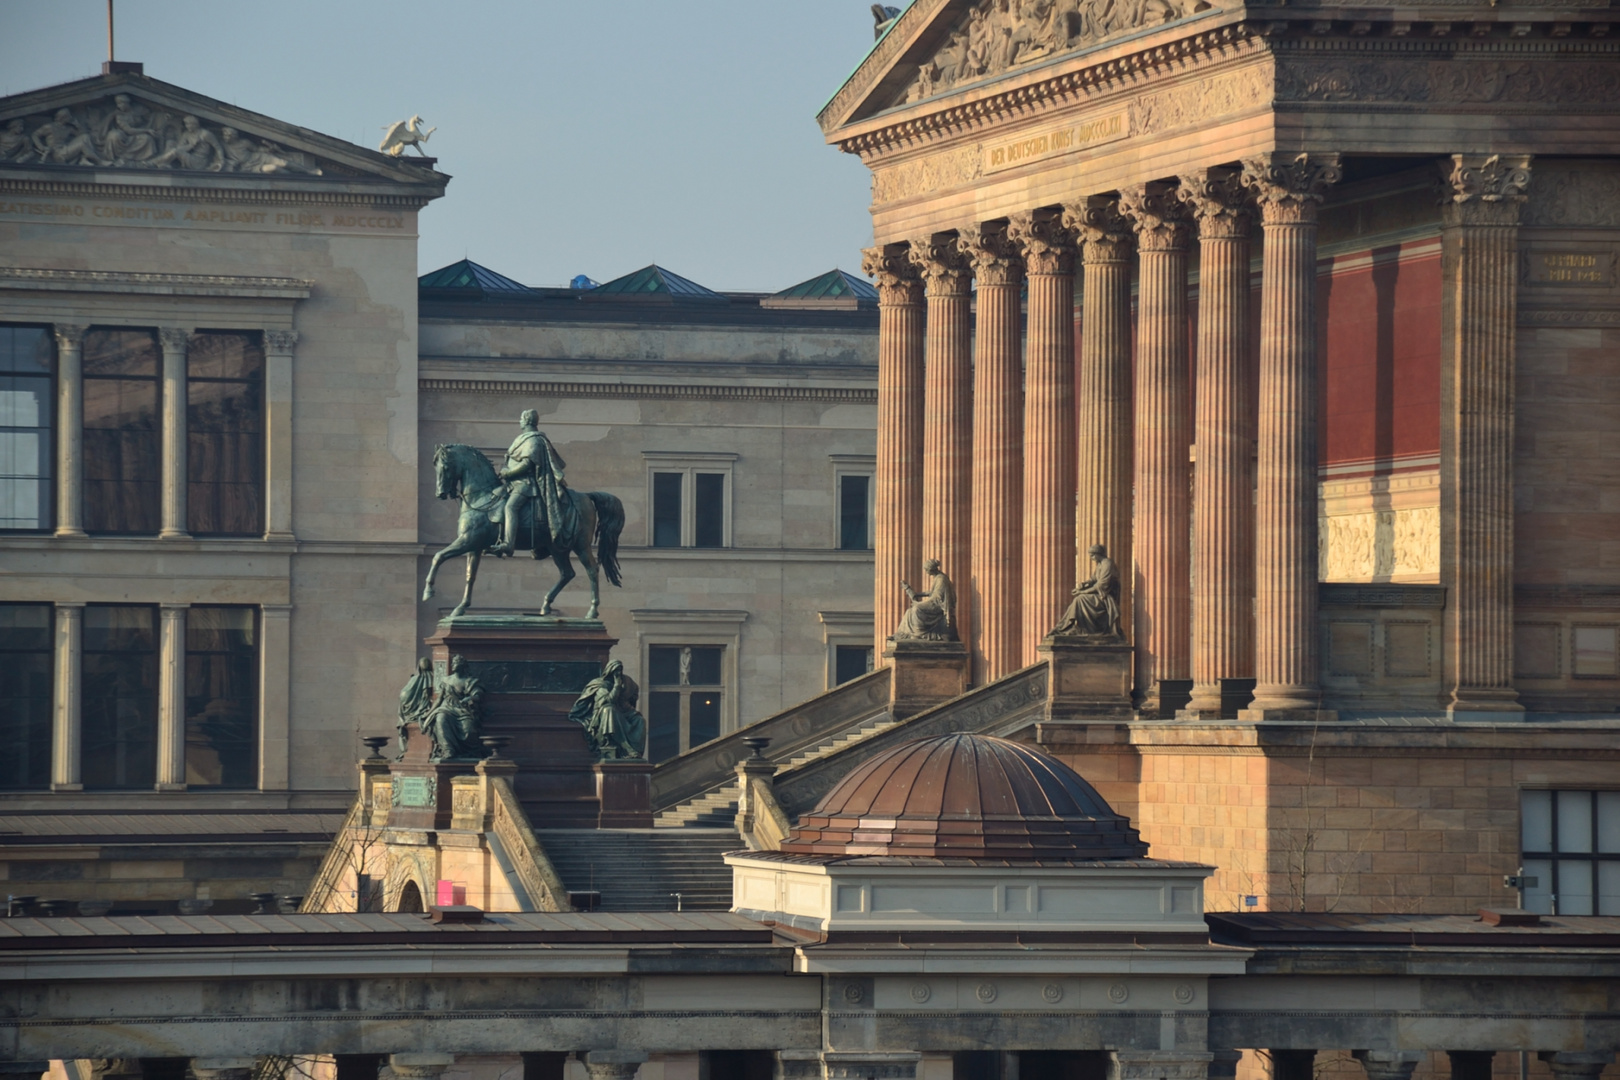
433;444;456;500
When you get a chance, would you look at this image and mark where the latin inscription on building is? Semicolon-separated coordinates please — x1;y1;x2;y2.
983;112;1129;174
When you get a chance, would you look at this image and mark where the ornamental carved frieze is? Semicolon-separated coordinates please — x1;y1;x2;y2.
1525;164;1620;228
896;0;1214;106
1275;57;1620;106
872;144;983;205
0;92;327;175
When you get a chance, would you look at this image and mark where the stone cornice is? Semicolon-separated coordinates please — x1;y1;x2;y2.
0;174;436;209
0;266;313;299
420;378;875;405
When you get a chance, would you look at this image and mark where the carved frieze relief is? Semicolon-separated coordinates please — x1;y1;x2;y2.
0;93;329;175
1319;506;1439;582
1525;165;1620;228
1275;57;1620;106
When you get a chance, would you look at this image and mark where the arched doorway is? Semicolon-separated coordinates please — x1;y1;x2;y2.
397;880;424;913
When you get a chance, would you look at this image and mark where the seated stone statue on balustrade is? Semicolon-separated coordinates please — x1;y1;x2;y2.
894;558;958;642
1049;544;1124;641
421;654;487;761
569;659;647;760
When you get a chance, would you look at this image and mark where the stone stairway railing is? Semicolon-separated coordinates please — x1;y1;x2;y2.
488;774;573;912
651;666;891;812
299;798;364;913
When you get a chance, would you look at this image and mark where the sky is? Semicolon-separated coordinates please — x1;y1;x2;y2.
1;0;888;292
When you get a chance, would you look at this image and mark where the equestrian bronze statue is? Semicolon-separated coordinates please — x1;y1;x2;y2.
423;410;625;619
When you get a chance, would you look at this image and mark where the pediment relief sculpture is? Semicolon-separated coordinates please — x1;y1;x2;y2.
0;93;326;175
899;0;1212;105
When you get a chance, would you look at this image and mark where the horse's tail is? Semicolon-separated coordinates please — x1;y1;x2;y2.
588;491;625;587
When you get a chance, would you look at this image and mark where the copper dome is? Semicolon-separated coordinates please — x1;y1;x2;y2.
780;733;1148;860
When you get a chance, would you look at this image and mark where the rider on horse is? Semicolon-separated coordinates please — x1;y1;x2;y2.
491;409;575;557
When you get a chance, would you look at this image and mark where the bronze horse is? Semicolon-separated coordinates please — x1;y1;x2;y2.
423;443;625;618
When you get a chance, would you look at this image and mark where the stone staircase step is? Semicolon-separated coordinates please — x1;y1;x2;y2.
534;828;739;912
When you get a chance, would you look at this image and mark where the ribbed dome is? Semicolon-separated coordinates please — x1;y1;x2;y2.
780;733;1148;860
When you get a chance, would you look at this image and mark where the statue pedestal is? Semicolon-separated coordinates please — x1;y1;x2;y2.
594;760;653;828
424;615;615;828
386;724;480;830
883;638;970;719
1037;636;1134;722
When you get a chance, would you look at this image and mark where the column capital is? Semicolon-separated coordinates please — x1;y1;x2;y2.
583;1051;647;1080
1179;166;1254;239
1442;153;1532;226
861;243;924;305
53;323;89;350
55;600;87;611
1242;152;1343;224
158;327;192;351
1538;1052;1616;1079
906;232;973;293
957;222;1024;286
1120;181;1193;251
264;328;299;353
821;1053;921;1080
389;1056;454;1080
1064;196;1135;262
1352;1050;1424;1080
1109;1051;1215;1080
1008;208;1077;276
190;1060;258;1080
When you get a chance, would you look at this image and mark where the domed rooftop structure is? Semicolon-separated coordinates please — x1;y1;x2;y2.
779;733;1148;861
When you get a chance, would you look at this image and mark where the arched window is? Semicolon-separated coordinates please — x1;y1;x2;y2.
396;880;424;913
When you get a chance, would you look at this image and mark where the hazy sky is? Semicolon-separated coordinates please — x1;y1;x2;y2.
2;1;889;291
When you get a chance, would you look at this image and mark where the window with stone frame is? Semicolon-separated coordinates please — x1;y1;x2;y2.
81;604;159;790
838;473;873;550
185;606;258;788
834;643;874;685
645;644;724;763
644;453;734;548
187;331;265;536
0;603;53;790
1521;789;1620;915
0;325;54;532
82;329;162;535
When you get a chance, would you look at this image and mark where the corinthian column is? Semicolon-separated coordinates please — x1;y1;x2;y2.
909;235;975;663
53;323;88;538
1010;210;1078;663
1441;153;1531;717
1120;182;1193;716
961;222;1026;682
1064;197;1136;644
1179;167;1256;718
159;327;191;538
1240;152;1341;719
863;244;926;658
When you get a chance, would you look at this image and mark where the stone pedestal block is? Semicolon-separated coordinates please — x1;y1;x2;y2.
1038;637;1134;720
595;760;653;828
424;614;614;827
387;732;479;831
883;639;970;719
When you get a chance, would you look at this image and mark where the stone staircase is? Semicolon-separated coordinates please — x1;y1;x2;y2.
533;828;740;912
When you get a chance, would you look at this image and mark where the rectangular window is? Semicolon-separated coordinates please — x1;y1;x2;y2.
81;605;159;790
188;331;265;536
0;603;53;789
835;644;874;685
1521;789;1620;915
82;329;161;535
839;474;871;550
652;472;682;548
0;326;54;531
185;606;258;788
644;644;725;763
694;473;726;548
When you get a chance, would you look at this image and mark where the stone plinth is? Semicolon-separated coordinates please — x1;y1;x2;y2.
424;615;613;828
594;760;653;828
387;725;479;830
1038;637;1134;721
883;638;970;719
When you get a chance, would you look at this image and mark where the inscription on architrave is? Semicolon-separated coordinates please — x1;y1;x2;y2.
983;112;1129;174
1525;251;1617;287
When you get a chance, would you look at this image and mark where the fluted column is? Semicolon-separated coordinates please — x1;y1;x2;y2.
909;234;975;663
1010;209;1078;662
1441;154;1531;717
862;244;926;656
53;323;88;538
962;222;1025;682
158;327;191;538
1180;167;1256;718
157;603;187;791
1065;197;1136;643
1120;182;1193;716
1241;152;1341;718
264;329;298;541
51;601;84;791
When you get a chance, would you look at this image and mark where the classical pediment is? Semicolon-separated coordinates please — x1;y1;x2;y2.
0;71;443;187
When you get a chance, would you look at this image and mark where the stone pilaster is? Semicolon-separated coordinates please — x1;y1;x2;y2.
53;323;88;538
1120;181;1193;716
157;603;187;791
1178;167;1256;718
51;601;84;791
1009;209;1078;663
1353;1051;1424;1080
1239;153;1341;719
158;327;191;538
863;245;926;659
909;234;975;666
1440;154;1531;718
190;1061;257;1080
961;222;1025;683
259;602;292;790
264;329;298;541
1065;197;1136;643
